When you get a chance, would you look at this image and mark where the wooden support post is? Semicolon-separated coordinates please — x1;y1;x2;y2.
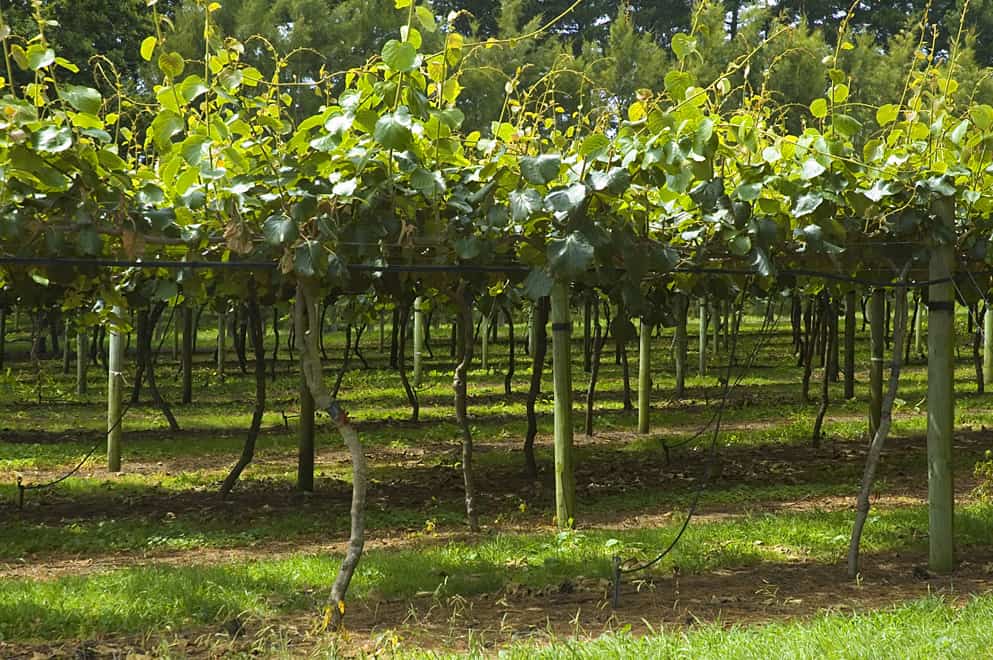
217;309;226;381
413;296;424;387
927;200;956;573
844;290;856;399
62;318;71;374
550;282;575;528
698;300;707;377
480;307;490;372
181;304;194;404
674;294;688;398
107;308;124;472
0;307;5;371
869;289;885;437
914;291;923;356
638;318;651;434
76;330;88;396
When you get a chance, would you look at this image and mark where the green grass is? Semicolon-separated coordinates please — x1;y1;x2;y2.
1;309;992;652
482;594;993;660
2;501;992;640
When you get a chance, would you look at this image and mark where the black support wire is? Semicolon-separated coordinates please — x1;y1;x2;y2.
0;255;977;289
611;293;780;608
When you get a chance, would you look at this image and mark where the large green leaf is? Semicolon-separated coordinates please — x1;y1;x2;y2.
263;214;298;246
519;154;561;185
32;126;72;153
509;188;542;222
523;268;553;301
547;232;595;280
60;85;102;114
381;39;417;72
374;107;413;150
545;184;587;215
793;193;823;217
293;240;327;277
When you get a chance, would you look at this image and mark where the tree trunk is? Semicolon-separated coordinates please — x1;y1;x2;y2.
812;297;835;446
331;324;352;398
413;297;424;387
869;289;885;437
504;304;516;396
674;294;688;398
144;303;180;432
638;318;651;434
181;304;194;404
524;298;548;480
221;284;267;497
294;280;365;629
801;300;823;402
453;286;480;531
585;317;605;436
848;279;908;578
107;308;125;472
271;307;280;382
76;329;88;396
398;303;419;422
844;290;856;400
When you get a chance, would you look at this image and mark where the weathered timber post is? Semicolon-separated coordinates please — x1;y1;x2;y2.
674;294;688;398
181;304;194;404
76;329;88;396
107;307;124;472
638;318;651;434
413;296;424;387
927;199;956;573
550;282;576;527
844;290;856;400
698;300;708;377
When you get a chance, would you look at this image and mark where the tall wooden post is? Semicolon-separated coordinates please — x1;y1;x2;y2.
869;289;885;437
217;309;226;381
698;300;707;377
413;296;424;387
76;330;88;396
480;307;490;372
550;282;575;528
0;307;5;371
844;290;856;399
181;304;194;404
107;307;124;472
638;318;651;434
927;200;956;573
674;294;688;398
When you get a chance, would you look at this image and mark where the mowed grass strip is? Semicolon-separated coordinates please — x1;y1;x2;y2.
2;502;992;640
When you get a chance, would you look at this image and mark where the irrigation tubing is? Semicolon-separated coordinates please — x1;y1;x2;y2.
15;305;177;508
611;291;778;608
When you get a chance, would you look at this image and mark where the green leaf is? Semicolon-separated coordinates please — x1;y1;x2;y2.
381;39;417;72
729;234;751;256
579;134;610;159
833;114;863;138
829;83;849;104
809;98;828;119
454;236;481;259
26;44;55;70
547;232;595;280
800;158;826;180
793;193;824;217
949;119;970;146
140;36;157;62
60;85;102;114
374;107;413;150
78;227;103;255
972;104;993;131
263;214;298;246
415;6;437;31
150;110;184;150
876;104;899;126
158;51;185;79
293;240;327;277
589;168;630;195
520;154;561;185
411;168;445;196
32;126;72;153
523;268;553;301
545;183;587;215
509;188;542;222
671;33;697;61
